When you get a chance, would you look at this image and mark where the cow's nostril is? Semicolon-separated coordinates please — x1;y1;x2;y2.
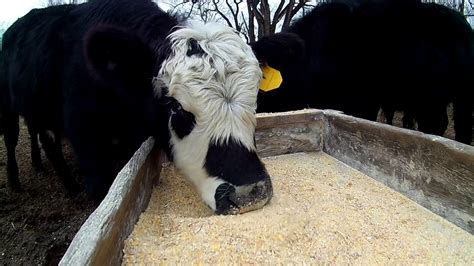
214;183;238;215
214;177;273;215
215;182;235;200
229;177;273;214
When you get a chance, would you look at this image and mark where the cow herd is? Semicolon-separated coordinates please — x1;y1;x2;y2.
0;0;472;213
254;0;474;144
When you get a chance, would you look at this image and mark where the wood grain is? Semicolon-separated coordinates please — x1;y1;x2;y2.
255;110;328;157
61;108;474;264
324;111;474;234
256;109;326;130
59;138;165;265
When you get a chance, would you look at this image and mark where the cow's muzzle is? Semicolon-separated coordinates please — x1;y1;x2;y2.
214;176;273;215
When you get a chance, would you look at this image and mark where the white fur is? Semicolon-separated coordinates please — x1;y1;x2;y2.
154;22;262;211
169;119;225;210
157;22;261;150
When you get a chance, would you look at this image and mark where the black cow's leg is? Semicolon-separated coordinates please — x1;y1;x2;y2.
353;104;380;121
341;94;379;121
0;114;3;135
85;172;112;204
2;111;21;191
452;99;472;145
402;108;416;130
64;113;113;202
72;139;119;203
26;120;43;170
78;157;114;204
416;103;448;138
39;131;80;194
382;105;395;125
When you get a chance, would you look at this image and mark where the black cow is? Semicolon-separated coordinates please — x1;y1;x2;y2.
381;103;416;130
252;0;473;145
0;0;273;215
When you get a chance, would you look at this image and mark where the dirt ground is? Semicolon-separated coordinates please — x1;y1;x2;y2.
0;105;464;265
0;120;95;265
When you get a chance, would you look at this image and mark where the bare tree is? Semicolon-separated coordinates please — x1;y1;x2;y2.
44;0;82;7
423;0;474;16
163;0;318;43
163;0;473;43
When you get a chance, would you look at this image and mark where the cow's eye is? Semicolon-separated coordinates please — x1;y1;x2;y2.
187;38;204;56
171;100;182;111
161;96;181;111
168;98;181;111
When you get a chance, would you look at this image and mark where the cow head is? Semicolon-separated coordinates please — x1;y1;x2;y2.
250;32;307;112
154;23;273;214
85;23;273;214
251;32;306;73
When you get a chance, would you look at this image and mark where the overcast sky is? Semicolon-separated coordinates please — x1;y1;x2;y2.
0;0;170;28
1;0;471;29
0;0;44;26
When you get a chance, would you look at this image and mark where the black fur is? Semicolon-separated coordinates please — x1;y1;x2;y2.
0;4;78;192
252;32;306;74
1;0;274;208
165;97;196;139
0;0;179;200
205;138;268;186
252;0;473;144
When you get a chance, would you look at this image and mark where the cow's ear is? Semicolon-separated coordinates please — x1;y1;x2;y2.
251;33;305;71
84;25;154;86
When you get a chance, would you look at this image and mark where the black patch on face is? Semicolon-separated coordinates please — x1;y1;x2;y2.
168;98;196;139
187;38;205;56
205;138;268;186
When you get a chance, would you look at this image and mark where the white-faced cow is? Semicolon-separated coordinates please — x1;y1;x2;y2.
0;0;272;215
252;0;473;145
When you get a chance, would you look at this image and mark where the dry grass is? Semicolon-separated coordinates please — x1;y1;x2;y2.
123;152;473;264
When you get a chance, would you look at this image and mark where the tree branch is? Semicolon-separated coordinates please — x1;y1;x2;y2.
281;0;295;31
211;0;234;27
291;0;309;18
271;0;287;28
246;0;256;43
250;0;265;26
184;1;197;19
223;0;243;30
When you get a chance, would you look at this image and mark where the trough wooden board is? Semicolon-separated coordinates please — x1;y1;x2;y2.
60;109;474;265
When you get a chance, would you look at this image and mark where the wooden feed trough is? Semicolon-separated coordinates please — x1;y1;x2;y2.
59;109;474;265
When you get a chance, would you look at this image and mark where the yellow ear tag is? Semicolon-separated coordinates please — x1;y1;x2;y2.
259;65;282;92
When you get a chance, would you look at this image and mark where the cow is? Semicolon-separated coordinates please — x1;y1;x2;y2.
251;0;474;145
0;0;273;215
1;4;84;194
1;25;46;173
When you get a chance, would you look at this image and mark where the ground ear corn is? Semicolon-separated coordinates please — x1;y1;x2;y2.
123;152;474;265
